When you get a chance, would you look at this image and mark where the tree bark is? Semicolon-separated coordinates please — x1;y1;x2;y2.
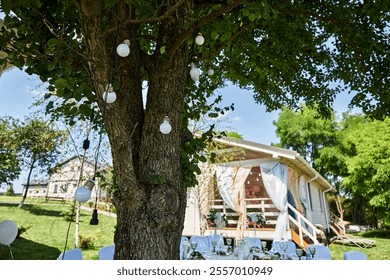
79;0;191;259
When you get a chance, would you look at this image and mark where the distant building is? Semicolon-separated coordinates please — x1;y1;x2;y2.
22;155;109;202
21;180;48;197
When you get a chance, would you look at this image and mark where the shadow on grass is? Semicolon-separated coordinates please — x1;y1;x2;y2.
359;230;390;239
0;203;68;218
0;237;61;260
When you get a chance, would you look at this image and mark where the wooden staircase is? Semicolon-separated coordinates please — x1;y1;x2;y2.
291;229;310;250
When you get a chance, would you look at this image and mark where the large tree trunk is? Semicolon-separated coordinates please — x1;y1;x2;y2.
79;0;190;259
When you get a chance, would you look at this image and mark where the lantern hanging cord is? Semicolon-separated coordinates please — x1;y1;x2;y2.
60;109;95;259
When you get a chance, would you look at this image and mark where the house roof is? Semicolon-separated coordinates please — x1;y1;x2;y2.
212;136;336;193
22;180;49;187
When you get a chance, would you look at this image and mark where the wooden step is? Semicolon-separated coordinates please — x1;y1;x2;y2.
291;229;310;250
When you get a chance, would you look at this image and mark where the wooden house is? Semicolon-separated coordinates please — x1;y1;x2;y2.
183;136;338;249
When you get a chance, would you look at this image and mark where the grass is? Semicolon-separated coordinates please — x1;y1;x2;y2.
0;196;116;260
1;195;389;260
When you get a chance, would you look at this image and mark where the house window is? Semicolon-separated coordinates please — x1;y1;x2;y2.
318;188;324;212
307;183;313;211
54;185;58;194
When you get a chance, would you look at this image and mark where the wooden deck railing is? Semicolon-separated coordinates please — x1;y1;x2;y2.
208;198;322;247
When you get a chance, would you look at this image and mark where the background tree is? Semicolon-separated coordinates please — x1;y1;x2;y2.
16;116;66;207
274;105;390;227
4;185;15;196
273;105;338;169
340;117;390;228
0;116;21;186
0;1;388;259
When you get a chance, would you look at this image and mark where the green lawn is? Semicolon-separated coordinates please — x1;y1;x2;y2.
0;196;116;260
1;195;389;260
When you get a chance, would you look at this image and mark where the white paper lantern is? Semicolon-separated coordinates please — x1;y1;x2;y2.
0;220;18;246
103;91;117;103
74;186;92;203
195;33;205;46
159;116;172;134
116;39;130;57
190;66;201;81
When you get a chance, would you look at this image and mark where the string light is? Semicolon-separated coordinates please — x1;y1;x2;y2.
195;33;205;46
74;179;95;203
190;63;201;82
103;84;117;103
116;39;130;57
207;68;214;75
159;116;172;134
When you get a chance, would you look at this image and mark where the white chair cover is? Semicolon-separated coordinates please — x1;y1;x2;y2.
306;244;332;260
343;250;367;260
269;240;298;259
57;248;83;260
206;234;226;252
180;237;189;259
243;237;262;249
98;244;115;260
189;235;211;254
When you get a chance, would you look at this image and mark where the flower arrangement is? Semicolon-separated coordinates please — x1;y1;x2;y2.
207;210;229;229
247;212;267;227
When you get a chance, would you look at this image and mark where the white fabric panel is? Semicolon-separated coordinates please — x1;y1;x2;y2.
260;161;288;242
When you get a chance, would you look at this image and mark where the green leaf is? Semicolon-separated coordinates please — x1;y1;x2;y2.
54;78;68;90
47;38;60;49
160;46;166;54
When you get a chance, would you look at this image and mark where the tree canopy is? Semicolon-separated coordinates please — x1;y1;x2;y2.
274;106;390;227
0;116;20;185
0;0;389;259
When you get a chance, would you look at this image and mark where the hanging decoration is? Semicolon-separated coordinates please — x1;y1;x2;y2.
74;179;95;203
189;63;201;82
102;84;117;103
116;39;130;57
195;33;205;46
159;116;172;134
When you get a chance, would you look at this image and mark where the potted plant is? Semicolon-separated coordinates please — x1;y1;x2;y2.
247;212;267;227
206;210;229;229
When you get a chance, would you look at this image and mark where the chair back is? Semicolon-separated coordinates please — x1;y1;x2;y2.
306;244;332;260
243;237;262;250
57;248;83;260
189;235;211;254
344;250;367;260
98;244;115;260
180;237;189;259
270;240;298;259
206;234;225;251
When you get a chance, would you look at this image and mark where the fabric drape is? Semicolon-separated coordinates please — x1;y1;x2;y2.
288;167;303;213
260;161;288;242
215;165;251;240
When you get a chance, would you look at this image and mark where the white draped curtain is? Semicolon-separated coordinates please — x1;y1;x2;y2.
215;165;251;240
260;161;288;242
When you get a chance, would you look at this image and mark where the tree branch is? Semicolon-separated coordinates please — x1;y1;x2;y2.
167;0;245;60
103;0;187;36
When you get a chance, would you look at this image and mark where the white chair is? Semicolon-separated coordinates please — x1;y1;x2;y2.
343;250;367;260
189;235;211;254
180;236;189;259
57;248;83;260
98;244;115;260
270;240;298;260
244;237;262;250
206;234;225;252
306;244;332;260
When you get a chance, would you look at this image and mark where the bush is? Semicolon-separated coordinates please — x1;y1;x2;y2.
79;234;95;249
